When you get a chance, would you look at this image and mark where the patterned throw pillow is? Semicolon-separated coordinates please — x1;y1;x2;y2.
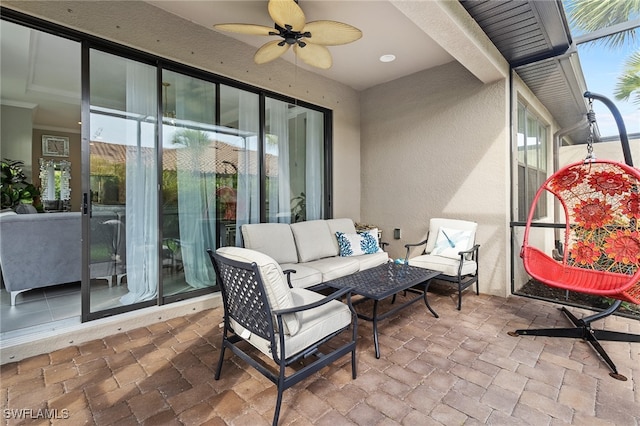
336;229;381;256
431;227;473;259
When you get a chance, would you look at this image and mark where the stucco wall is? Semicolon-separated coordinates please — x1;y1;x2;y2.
360;62;510;297
3;0;362;220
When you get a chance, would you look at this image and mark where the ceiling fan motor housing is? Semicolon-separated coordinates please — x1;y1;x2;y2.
274;23;311;47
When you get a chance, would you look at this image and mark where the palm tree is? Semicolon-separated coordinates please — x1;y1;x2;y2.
564;0;640;104
564;0;639;48
614;51;640;105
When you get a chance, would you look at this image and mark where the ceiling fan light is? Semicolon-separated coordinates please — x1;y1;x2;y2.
379;54;396;63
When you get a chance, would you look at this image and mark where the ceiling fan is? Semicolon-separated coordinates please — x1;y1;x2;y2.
213;0;362;69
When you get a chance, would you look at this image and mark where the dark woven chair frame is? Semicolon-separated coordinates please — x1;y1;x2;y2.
404;240;480;310
207;250;358;426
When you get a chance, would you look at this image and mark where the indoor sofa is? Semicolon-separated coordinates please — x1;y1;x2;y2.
0;208;126;305
241;218;389;289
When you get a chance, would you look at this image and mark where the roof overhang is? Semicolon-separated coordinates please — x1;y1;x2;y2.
460;0;591;144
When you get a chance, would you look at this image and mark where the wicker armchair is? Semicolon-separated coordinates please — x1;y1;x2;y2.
207;247;358;425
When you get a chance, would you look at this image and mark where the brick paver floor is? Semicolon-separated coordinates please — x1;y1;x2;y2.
1;289;639;425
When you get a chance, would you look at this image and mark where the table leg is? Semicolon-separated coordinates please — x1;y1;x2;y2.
423;279;439;318
372;300;381;359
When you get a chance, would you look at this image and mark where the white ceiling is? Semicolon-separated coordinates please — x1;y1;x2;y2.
146;0;455;91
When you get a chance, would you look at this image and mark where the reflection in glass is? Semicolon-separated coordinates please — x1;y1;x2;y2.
89;50;158;312
39;158;71;211
265;98;324;223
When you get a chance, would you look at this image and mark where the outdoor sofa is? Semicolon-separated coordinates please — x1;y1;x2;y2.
241;218;389;289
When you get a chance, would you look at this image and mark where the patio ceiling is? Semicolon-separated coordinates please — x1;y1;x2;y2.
461;0;592;145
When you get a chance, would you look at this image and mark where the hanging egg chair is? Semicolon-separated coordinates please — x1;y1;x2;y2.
510;92;640;381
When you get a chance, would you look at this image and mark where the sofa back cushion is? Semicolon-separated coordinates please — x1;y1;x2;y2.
290;220;336;262
326;218;357;255
241;223;298;264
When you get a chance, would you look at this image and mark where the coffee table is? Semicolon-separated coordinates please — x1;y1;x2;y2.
323;262;440;358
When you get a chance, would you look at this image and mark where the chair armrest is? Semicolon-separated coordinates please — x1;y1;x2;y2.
457;243;480;258
273;287;352;316
380;241;389;251
282;269;296;289
404;239;428;262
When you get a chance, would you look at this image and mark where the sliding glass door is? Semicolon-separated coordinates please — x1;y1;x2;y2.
87;50;158;316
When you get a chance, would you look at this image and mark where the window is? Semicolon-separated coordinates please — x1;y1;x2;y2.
517;102;548;221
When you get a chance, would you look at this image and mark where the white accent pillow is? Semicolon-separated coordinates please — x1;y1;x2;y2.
431;227;473;259
336;228;381;256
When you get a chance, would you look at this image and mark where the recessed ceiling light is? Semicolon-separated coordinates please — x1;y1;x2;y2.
379;54;396;63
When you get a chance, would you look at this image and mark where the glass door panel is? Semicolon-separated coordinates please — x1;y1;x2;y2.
159;74;260;298
265;98;325;223
160;70;218;297
88;50;158;314
218;85;260;245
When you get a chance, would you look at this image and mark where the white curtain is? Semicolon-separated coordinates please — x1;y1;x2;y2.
267;99;291;223
175;140;216;288
305;110;323;220
174;77;217;288
121;61;159;305
235;91;260;245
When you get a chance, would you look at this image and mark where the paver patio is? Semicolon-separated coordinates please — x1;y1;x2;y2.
1;288;639;425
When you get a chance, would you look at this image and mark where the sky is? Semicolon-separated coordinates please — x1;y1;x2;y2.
577;36;640;139
561;0;640;140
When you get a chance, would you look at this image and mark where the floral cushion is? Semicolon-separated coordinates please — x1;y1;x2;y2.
336;229;380;256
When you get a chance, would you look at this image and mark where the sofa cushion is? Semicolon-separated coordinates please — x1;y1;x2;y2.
336;229;381;256
229;287;351;360
290;220;336;262
326;218;357;254
353;251;389;271
216;246;300;335
409;254;477;277
303;257;360;281
241;223;298;264
281;263;323;289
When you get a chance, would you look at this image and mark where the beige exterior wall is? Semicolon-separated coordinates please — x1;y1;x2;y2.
3;0;363;220
360;62;511;298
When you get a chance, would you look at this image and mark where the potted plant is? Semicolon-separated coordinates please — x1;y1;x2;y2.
1;158;43;211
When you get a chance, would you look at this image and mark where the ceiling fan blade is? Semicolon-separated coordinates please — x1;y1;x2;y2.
294;43;332;69
268;0;306;32
213;23;275;36
254;40;291;64
303;21;363;46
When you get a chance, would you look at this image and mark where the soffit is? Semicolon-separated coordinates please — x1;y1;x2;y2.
461;0;591;144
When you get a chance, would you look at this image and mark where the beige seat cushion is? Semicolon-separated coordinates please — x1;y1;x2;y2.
354;251;389;271
280;263;323;289
303;257;360;281
409;254;477;277
230;287;351;360
241;223;298;264
216;246;299;335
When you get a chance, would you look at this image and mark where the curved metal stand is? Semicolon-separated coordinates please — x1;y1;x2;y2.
509;300;640;381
